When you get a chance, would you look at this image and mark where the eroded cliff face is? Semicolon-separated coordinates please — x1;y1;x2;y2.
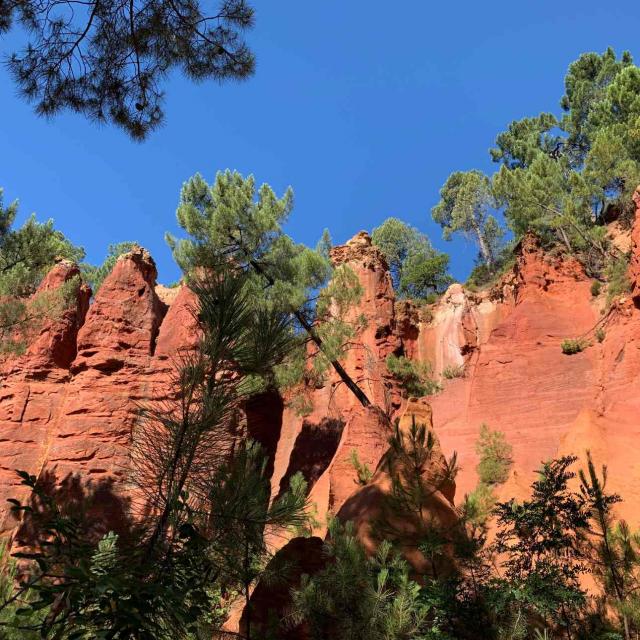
0;247;196;533
2;195;640;549
411;194;640;519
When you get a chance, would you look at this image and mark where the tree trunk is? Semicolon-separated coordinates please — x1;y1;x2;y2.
471;219;494;270
246;256;372;408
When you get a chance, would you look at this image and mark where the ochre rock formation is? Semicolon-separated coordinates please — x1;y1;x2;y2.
0;248;189;532
2;196;640;632
409;212;640;519
337;397;458;572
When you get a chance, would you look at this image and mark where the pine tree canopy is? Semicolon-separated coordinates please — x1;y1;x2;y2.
371;217;452;299
167;169;371;407
0;0;256;139
432;170;504;270
167;170;331;316
433;48;640;283
0;189;85;298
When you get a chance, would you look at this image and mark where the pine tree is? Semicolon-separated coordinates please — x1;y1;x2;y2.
0;188;85;353
579;451;635;640
491;456;589;640
432;170;504;271
375;417;458;579
167;169;373;408
291;519;427;640
0;1;256;139
371;217;452;299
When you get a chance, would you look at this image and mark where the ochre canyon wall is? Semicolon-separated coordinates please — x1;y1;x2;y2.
2;192;640;632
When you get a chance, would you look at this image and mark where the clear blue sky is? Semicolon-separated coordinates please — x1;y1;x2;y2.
0;1;637;284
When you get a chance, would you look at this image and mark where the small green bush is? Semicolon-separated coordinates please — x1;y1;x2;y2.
591;280;602;297
442;364;465;379
595;327;606;343
386;354;441;397
350;449;373;486
0;540;43;638
606;254;632;305
476;424;513;486
561;338;588;355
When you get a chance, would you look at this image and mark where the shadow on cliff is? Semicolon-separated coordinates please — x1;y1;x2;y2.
234;536;326;640
276;417;345;499
12;468;139;549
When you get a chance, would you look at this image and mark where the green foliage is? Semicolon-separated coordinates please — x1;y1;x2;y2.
491;456;589;638
167;170;332;315
442;364;465;380
350;449;373;486
466;242;517;291
439;48;640;283
386;353;441;397
490;113;561;169
476;425;513;486
560;49;634;155
1;1;256;139
0;189;85;354
315;228;333;260
490;49;640;266
0;190;85;297
0;540;43;638
376;417;458;577
291;520;427;640
579;452;640;639
592;280;603;296
432;170;504;270
82;242;138;292
561;338;589;355
167;170;372;409
596;327;606;343
464;426;513;528
605;254;632;305
371;217;452;299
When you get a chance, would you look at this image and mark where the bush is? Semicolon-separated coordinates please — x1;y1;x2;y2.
350;450;373;486
606;254;632;305
561;338;589;355
595;327;606;343
476;424;513;486
386;354;441;397
0;540;43;638
591;280;602;297
442;364;465;379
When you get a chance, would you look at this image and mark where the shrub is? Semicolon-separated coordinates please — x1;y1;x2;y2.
595;327;606;343
591;280;602;297
561;338;589;355
442;364;465;379
386;354;441;397
0;540;43;638
606;254;632;305
350;450;373;486
476;424;513;486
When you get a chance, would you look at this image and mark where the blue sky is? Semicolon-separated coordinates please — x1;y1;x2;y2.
0;1;637;284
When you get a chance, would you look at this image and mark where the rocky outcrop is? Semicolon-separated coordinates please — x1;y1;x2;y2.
0;248;186;532
270;232;404;539
2;193;640;631
338;397;458;572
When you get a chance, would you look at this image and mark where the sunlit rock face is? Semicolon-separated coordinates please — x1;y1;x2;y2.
0;248;182;533
2;195;640;555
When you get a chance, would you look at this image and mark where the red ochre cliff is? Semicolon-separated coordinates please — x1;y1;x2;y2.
2;195;640;573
